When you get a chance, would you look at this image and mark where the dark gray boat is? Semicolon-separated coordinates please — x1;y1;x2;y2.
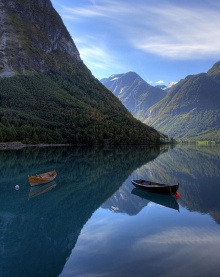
131;179;179;196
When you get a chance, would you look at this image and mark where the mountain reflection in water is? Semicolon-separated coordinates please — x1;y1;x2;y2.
0;145;220;277
0;146;161;277
102;145;220;223
61;145;220;277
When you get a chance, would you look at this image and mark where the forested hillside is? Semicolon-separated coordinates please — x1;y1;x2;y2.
0;69;159;144
144;64;220;141
0;0;160;145
101;64;220;141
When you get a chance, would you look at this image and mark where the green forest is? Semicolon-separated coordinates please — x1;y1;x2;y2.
0;67;160;145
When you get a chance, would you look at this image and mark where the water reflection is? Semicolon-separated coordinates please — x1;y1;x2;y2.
60;145;220;277
131;188;179;212
0;145;220;277
135;145;220;223
0;146;161;277
103;145;220;223
28;181;57;199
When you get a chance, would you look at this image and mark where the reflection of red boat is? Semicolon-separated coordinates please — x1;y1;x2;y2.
131;188;179;212
28;170;57;186
28;181;57;199
131;179;179;196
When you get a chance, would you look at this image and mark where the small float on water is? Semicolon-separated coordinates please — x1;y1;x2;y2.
131;179;180;197
27;170;57;186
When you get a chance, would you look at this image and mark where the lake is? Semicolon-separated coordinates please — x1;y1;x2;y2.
0;144;220;277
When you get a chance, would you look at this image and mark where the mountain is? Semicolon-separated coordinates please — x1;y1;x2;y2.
101;65;220;141
0;0;160;145
207;61;220;84
0;0;81;76
100;72;166;121
144;62;220;141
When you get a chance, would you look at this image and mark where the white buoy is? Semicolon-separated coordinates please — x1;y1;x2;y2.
15;185;20;190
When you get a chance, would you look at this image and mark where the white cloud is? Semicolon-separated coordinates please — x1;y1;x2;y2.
74;36;121;74
135;227;220;247
156;80;165;84
59;0;130;21
128;3;220;59
59;1;220;60
62;6;104;18
52;0;220;80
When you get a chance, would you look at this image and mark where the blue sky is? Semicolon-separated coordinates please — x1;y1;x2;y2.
51;0;220;85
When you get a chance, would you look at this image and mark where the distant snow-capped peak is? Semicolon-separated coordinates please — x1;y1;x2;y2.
166;81;177;88
155;81;177;91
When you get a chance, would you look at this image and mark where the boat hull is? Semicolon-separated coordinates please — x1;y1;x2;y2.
131;179;179;196
28;170;57;186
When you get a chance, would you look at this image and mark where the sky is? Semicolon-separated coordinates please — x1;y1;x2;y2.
51;0;220;85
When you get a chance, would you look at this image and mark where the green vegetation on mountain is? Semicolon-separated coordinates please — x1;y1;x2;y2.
0;68;160;144
144;64;220;141
0;0;160;145
207;61;220;84
102;64;220;142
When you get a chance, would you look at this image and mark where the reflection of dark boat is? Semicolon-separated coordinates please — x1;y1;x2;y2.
131;179;179;195
131;188;179;211
28;181;57;199
28;170;57;186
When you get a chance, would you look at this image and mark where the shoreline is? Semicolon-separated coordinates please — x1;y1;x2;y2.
0;141;168;149
0;142;73;149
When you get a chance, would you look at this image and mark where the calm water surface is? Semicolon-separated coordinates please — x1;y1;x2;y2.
0;145;220;277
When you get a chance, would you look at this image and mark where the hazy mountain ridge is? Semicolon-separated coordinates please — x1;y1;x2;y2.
0;0;160;145
207;61;220;84
102;63;220;141
145;64;220;140
100;72;166;121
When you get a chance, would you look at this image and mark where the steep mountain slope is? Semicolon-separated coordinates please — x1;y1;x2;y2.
100;72;166;121
0;0;160;145
0;0;81;76
144;63;220;140
207;61;220;84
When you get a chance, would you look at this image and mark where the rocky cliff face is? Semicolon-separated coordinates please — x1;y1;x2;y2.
0;0;81;76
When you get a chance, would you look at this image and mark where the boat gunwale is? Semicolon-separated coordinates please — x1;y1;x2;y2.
131;179;179;196
28;170;57;186
132;179;178;188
